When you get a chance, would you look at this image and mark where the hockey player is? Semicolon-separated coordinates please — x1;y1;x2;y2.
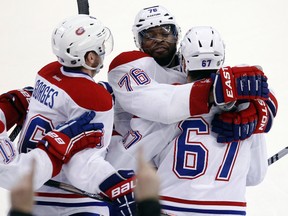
107;25;273;215
0;108;104;190
1;14;136;216
1;6;276;216
104;4;277;214
155;26;270;216
105;5;276;169
0;87;105;187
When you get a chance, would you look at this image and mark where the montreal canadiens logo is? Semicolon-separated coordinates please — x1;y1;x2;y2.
75;27;85;35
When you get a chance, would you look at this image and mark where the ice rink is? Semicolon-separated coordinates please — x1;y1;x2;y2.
1;0;288;215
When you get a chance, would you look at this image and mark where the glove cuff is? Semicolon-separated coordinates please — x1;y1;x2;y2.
2;89;31;125
252;100;269;133
0;120;5;135
37;141;62;177
189;78;212;115
213;67;237;105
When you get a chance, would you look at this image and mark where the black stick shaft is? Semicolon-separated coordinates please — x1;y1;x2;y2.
77;0;89;15
9;125;22;141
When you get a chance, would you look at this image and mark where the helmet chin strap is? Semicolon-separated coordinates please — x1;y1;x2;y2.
148;48;177;68
162;52;177;68
82;55;104;74
82;62;103;74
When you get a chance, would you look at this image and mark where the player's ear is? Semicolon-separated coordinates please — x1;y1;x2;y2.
84;51;95;64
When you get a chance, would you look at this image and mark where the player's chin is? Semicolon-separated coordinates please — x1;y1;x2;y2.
151;49;170;59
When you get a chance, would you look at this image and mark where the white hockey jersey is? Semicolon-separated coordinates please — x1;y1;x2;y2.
155;106;268;216
7;61;116;215
1;109;52;191
106;51;268;215
107;50;212;137
108;105;267;216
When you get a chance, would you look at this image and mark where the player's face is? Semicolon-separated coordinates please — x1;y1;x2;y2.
140;25;177;66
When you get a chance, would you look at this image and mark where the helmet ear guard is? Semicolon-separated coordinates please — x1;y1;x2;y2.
132;5;181;49
180;26;225;76
51;14;114;73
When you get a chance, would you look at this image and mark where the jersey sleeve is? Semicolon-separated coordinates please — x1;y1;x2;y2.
108;51;211;125
0;109;53;190
246;133;268;186
63;147;116;194
0;147;53;190
62;106;116;193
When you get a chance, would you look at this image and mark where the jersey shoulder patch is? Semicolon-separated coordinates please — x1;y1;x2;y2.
37;61;113;112
68;82;113;112
109;50;151;72
38;61;62;76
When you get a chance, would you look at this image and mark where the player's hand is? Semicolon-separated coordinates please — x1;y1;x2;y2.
212;100;270;143
0;87;33;128
99;170;136;216
37;111;104;175
10;159;35;214
135;148;159;202
38;111;104;163
212;66;269;106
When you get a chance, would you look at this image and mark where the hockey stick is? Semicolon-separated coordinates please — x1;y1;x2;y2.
9;124;22;142
77;0;90;14
44;179;111;203
268;146;288;166
43;149;288;202
44;150;286;203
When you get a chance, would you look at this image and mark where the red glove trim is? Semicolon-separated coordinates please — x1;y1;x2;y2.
37;145;62;177
0;89;32;128
189;78;212;115
0;120;5;134
219;67;237;103
41;131;71;161
252;100;269;133
0;100;20;130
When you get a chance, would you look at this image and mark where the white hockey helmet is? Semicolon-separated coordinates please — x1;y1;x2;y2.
180;26;225;73
132;5;180;49
51;14;113;72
